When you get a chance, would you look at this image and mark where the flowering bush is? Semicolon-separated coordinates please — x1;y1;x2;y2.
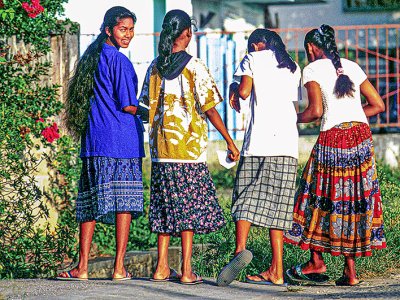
21;0;44;18
0;0;80;279
41;122;60;143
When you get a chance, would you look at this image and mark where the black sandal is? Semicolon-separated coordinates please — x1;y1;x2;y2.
286;264;330;285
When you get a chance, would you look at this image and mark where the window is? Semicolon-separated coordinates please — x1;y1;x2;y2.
344;0;400;11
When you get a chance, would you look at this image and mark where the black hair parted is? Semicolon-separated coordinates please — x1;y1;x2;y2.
156;9;192;76
64;6;136;140
248;28;297;73
305;24;355;98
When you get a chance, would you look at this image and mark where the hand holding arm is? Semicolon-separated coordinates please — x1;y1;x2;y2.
360;79;385;117
205;107;240;161
122;105;138;115
229;82;241;113
298;81;323;123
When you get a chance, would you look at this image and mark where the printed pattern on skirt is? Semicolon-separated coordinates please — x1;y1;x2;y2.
284;122;386;257
232;156;298;230
76;157;143;224
150;162;225;236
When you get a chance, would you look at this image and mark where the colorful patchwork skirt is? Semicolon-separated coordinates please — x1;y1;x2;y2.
76;157;143;225
284;122;386;257
149;162;226;236
232;156;298;230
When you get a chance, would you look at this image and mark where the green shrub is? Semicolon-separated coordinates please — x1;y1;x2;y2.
0;0;79;279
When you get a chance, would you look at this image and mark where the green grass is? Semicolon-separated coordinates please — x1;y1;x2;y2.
192;159;400;281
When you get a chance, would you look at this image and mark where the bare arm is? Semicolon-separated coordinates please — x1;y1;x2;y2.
298;81;323;123
205;107;240;161
238;75;253;100
360;79;385;117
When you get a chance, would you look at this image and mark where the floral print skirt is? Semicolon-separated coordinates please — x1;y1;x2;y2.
284;122;386;257
150;162;226;236
76;157;143;225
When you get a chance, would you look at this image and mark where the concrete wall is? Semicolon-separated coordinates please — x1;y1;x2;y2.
269;0;400;29
192;0;400;32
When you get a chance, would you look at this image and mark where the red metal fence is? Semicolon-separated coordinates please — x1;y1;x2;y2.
275;24;400;129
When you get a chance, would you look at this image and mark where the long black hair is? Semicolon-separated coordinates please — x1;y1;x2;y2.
64;6;136;140
156;9;193;76
247;28;297;73
304;24;355;98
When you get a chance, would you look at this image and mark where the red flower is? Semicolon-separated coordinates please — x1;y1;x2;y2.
22;0;44;18
36;117;44;123
0;0;4;9
41;122;60;143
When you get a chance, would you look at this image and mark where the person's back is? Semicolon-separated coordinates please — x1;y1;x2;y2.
81;43;144;158
144;56;220;162
239;49;300;158
303;58;368;131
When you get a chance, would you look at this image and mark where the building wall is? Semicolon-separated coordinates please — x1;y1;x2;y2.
192;0;399;32
269;0;400;29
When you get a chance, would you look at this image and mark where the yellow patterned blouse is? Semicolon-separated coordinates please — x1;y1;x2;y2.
139;57;223;162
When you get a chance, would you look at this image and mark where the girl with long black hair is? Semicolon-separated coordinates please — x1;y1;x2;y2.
285;24;386;286
217;28;301;287
139;9;240;285
57;6;145;281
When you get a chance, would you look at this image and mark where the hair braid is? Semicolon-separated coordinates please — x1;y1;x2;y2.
157;10;192;76
319;24;355;98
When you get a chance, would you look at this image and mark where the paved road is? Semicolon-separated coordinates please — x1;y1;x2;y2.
1;275;400;300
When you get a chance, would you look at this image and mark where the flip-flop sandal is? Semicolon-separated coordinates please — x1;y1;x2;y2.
112;271;132;281
245;274;288;286
286;264;330;285
56;270;88;281
335;276;364;286
216;249;253;287
150;268;181;282
180;272;203;285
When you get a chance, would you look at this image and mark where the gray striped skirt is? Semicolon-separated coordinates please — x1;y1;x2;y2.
231;156;297;230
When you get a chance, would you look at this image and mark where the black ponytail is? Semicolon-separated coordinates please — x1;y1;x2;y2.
157;9;192;76
248;28;297;73
64;6;136;140
305;24;355;98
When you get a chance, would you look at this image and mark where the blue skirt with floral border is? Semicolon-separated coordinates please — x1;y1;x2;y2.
76;157;143;224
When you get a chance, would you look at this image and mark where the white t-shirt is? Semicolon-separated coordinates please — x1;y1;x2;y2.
234;49;301;159
303;58;368;131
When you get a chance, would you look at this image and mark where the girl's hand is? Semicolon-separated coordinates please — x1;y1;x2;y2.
229;92;241;113
227;142;240;162
229;82;241;112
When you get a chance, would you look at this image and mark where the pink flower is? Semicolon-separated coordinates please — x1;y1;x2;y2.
22;0;44;18
35;117;44;123
41;122;60;143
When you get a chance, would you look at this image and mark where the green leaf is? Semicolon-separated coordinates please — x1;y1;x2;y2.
0;57;6;63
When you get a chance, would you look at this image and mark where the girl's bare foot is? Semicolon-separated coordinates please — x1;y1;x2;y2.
57;267;88;280
247;269;284;285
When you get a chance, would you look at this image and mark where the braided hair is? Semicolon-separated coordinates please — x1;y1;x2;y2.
64;6;136;140
248;28;297;73
156;9;192;75
304;24;355;98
